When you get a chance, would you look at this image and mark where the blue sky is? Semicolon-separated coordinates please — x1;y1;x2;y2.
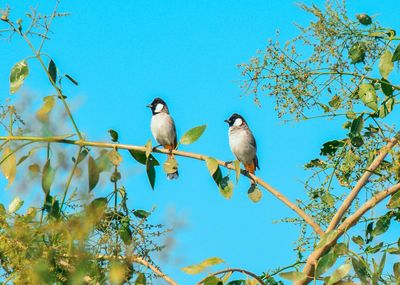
1;0;400;284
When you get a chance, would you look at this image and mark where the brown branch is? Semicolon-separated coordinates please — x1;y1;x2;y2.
0;135;324;236
196;268;266;285
326;135;399;232
295;182;400;285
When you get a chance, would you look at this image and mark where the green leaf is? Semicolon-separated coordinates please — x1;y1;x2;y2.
234;160;241;183
129;149;159;166
42;159;56;195
366;242;383;254
10;60;29;93
358;83;378;111
356;14;372;25
48;59;57;83
182;257;224;275
108;129;119;142
226;280;245;285
315;250;337;277
1;147;16;188
278;271;306;282
119;216;132;245
205;157;219;175
219;176;234;199
320;140;345;156
380;78;393;96
387;191;400;209
145;139;152;158
8;196;23;213
179;125;207;145
392;44;400;62
379;50;394;79
327;264;352;285
379;96;395;118
351;235;364;246
135;273;146;285
328;95;342;109
146;157;156;190
348;42;366;64
350;115;364;135
352;257;370;284
334;243;348;256
65;74;79;86
76;149;88;164
88;155;100;192
96;150;112;172
316;230;338;250
322;192;335;207
163;157;178;174
134;210;150;219
108;150;122;166
372;213;392;237
394;262;400;281
203;276;223;285
248;184;262;203
90;197;107;209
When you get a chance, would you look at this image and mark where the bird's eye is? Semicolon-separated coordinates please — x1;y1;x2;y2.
155;103;164;112
233;118;242;126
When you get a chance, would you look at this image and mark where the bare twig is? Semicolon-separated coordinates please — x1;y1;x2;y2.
0;135;324;236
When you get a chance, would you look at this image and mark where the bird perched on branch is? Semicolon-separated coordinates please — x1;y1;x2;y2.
225;113;259;180
147;98;179;179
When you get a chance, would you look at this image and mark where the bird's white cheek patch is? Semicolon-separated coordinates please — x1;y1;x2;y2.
233;118;243;126
155;103;164;113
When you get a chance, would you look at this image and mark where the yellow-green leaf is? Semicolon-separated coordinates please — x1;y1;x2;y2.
88;155;100;192
42;159;56;195
182;257;224;275
205;157;219;175
234;160;241;184
8;196;23;213
358;83;378;111
179;125;207;145
108;150;122;166
387;191;400;209
379;50;394;79
219;176;234;199
145;139;152;158
36;96;56;122
135;273;146;285
163;157;178;174
1;147;16;188
316;230;338;249
327;264;352;285
248;184;262;203
315;251;337;277
10;60;29;94
278;271;306;282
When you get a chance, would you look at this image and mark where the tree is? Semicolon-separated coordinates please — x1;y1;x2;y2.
0;1;400;285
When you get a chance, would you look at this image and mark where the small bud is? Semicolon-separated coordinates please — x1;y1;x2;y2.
356;14;372;25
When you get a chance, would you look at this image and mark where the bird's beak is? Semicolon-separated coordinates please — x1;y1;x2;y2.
146;104;152;108
224;119;230;124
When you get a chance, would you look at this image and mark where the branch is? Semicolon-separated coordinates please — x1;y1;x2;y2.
295;182;400;285
196;268;266;285
0;135;324;236
326;134;399;232
95;254;178;285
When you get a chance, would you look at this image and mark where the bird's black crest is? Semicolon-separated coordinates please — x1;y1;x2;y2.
225;113;246;126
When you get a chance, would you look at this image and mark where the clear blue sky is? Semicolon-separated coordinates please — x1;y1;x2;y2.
1;1;399;284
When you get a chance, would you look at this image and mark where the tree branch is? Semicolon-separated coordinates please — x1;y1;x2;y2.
196;268;266;285
326;134;399;232
295;182;400;285
0;135;324;236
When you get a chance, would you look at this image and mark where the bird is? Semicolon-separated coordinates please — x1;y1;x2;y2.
147;98;179;179
225;113;259;179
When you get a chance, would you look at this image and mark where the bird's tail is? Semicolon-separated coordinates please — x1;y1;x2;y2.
167;170;179;180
